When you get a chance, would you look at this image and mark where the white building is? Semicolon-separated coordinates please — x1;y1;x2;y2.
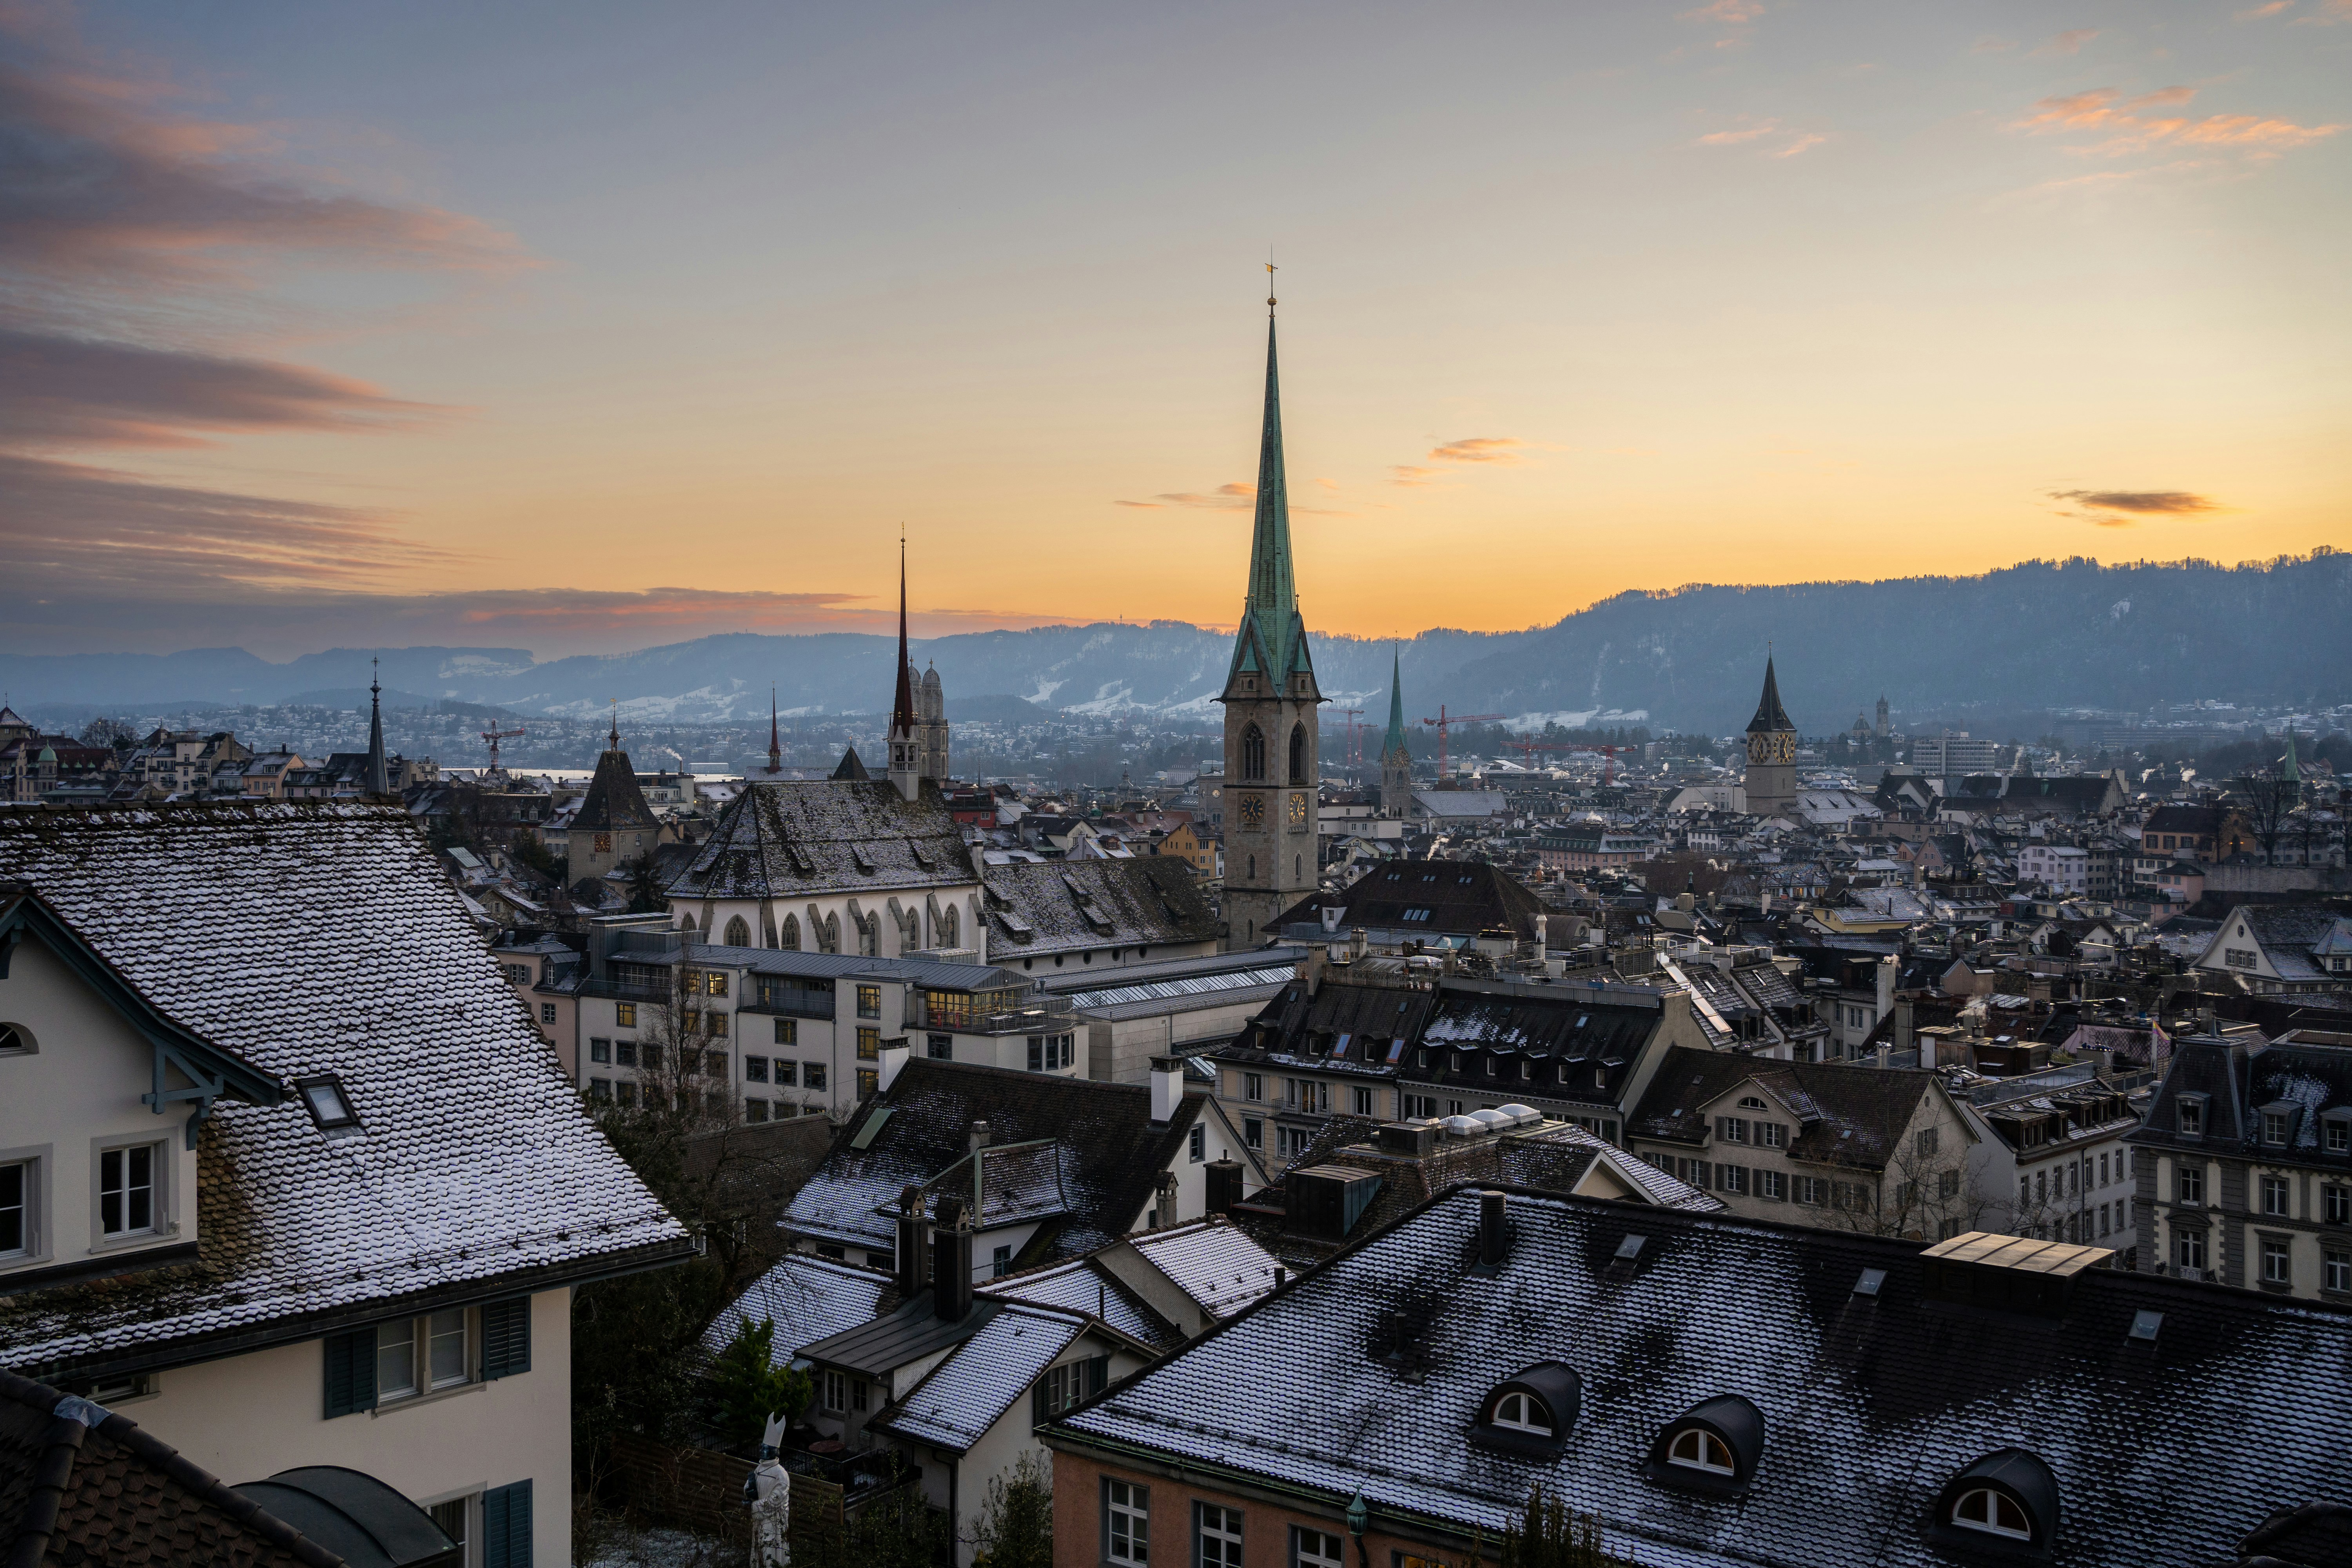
0;803;690;1565
2016;842;2091;895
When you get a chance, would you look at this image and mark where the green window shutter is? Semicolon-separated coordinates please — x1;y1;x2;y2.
482;1297;532;1380
1031;1377;1049;1427
1085;1355;1109;1397
323;1328;376;1418
482;1478;532;1568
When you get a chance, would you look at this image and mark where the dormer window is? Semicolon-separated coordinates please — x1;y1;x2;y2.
1470;1363;1580;1457
2176;1098;2203;1136
1929;1449;2060;1557
1953;1489;2032;1540
1492;1391;1552;1435
2263;1110;2289;1145
1644;1395;1764;1496
1668;1428;1735;1474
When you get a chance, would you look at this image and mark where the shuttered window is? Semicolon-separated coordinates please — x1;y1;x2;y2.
482;1479;532;1568
482;1296;532;1380
322;1327;377;1418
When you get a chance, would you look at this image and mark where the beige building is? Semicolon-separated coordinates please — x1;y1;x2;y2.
0;805;691;1564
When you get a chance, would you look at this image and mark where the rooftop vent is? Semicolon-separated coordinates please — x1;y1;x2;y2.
1920;1232;2113;1317
1376;1120;1440;1158
1287;1165;1383;1241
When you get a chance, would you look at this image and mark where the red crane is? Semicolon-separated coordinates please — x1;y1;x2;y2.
1501;739;1581;770
479;722;525;772
1419;705;1505;781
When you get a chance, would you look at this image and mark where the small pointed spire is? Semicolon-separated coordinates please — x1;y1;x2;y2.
1381;645;1409;761
890;535;917;739
1747;654;1794;735
365;655;388;797
608;699;621;753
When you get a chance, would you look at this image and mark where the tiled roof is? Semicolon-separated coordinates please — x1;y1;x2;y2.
1284;860;1544;940
1128;1218;1284;1321
1052;1187;2352;1568
980;858;1217;957
572;748;658;832
0;1366;342;1567
1627;1047;1943;1173
982;1256;1183;1352
666;779;975;901
780;1061;1204;1261
702;1253;893;1363
0;804;690;1377
2132;1035;2352;1171
878;1304;1083;1452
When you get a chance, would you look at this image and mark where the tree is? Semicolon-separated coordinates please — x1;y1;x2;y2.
2233;771;2294;864
965;1450;1053;1568
78;716;137;753
508;827;566;882
706;1316;811;1450
1497;1484;1606;1568
621;850;669;914
795;1493;951;1568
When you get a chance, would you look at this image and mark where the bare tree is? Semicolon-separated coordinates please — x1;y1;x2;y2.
1817;1134;1993;1242
2234;771;2294;864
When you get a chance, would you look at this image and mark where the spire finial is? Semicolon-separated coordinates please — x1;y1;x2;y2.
1265;253;1276;314
608;698;619;752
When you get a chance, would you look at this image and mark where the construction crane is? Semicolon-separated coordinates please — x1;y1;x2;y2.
1419;705;1505;781
479;722;525;773
1500;739;1581;771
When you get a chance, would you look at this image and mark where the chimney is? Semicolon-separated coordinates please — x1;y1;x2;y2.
932;1194;974;1322
970;1118;991;1155
1533;913;1548;962
1675;891;1695;913
878;1040;911;1094
1875;955;1896;1023
1895;995;1915;1056
1477;1190;1509;1270
1153;1168;1179;1229
1875;1042;1891;1070
1350;926;1369;962
1205;1157;1244;1216
1149;1055;1183;1126
894;1184;932;1299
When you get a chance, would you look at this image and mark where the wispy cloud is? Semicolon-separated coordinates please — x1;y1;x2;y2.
1389;465;1439;487
1114;482;1254;510
1698;119;1828;157
1428;437;1524;464
2033;29;2100;56
2047;488;2227;526
2012;85;2345;160
2237;1;2294;18
2291;0;2352;23
1679;0;1763;49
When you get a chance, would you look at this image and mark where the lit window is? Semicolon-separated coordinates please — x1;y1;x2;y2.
1491;1391;1552;1435
1667;1428;1735;1475
1952;1488;2031;1541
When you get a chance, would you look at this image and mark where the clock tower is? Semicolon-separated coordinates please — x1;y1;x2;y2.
1218;296;1320;949
1742;654;1799;819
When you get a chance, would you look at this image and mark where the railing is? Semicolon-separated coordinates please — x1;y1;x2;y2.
911;995;1075;1036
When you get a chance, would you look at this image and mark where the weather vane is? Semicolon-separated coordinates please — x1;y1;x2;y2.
1265;250;1277;312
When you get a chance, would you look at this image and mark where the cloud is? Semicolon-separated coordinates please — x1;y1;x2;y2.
2047;488;2227;526
2291;0;2352;22
0;327;443;448
1698;120;1828;157
1682;0;1763;22
1769;132;1829;158
1973;36;2018;53
1389;465;1439;487
2236;1;2294;17
1114;482;1254;510
2012;85;2344;160
1699;123;1779;145
2034;29;2100;55
1428;437;1524;464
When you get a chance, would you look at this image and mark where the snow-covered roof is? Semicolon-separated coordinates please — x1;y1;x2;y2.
877;1303;1082;1453
0;803;690;1375
1129;1218;1283;1320
981;1255;1182;1352
704;1253;893;1364
1052;1187;2352;1567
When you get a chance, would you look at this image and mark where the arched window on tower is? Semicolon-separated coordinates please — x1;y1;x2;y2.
1241;725;1266;781
723;915;750;947
1289;723;1307;783
1296;854;1303;882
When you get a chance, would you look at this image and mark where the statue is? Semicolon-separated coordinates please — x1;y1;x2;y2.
746;1412;792;1567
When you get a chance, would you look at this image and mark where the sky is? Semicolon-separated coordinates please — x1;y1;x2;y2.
3;0;2348;659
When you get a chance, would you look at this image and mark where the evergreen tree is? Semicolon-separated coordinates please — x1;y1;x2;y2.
706;1316;810;1449
1496;1484;1607;1568
967;1451;1053;1568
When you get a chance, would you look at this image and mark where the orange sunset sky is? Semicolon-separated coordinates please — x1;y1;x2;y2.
4;1;2347;657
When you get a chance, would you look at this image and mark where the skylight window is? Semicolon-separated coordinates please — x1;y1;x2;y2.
297;1074;359;1131
1853;1268;1887;1297
1614;1234;1646;1261
2128;1310;2162;1343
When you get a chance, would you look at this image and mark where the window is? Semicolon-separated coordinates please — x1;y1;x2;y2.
540;1002;557;1025
1105;1479;1149;1564
2176;1165;2204;1206
98;1142;161;1237
746;1100;769;1123
1491;1391;1552;1435
1190;1126;1206;1163
1244;1073;1264;1101
298;1075;360;1131
1939;1168;1961;1200
857;985;881;1019
805;1063;827;1091
724;916;750;946
1716;1165;1748;1195
1245;1118;1263;1150
856;1069;878;1098
2176;1229;2206;1273
2262;1236;2292;1285
1401;1093;1438;1120
1241;724;1266;781
615;1002;637;1028
1032;1355;1109;1424
2264;1111;2289;1145
374;1311;465;1401
1668;1428;1735;1475
824;1369;845;1411
773;1017;797;1046
2224;947;2257;970
745;1056;769;1083
1797;1177;1827;1206
2176;1099;2203;1135
2327;1248;2351;1294
1353;1087;1376;1118
1756;1122;1787;1149
1952;1488;2032;1541
617;1082;639;1107
1294;1526;1346;1568
857;1027;880;1060
0;1158;33;1257
2328;1119;2351;1155
929;1033;954;1060
590;1037;611;1064
616;1039;639;1067
1757;1170;1786;1201
852;1379;869;1412
708;1013;728;1040
2262;1174;2290;1216
1715;1116;1748;1144
2326;1185;2349;1225
1197;1500;1244;1564
773;1059;798;1086
641;1043;662;1071
992;1244;1013;1278
501;963;529;984
1916;1129;1939;1159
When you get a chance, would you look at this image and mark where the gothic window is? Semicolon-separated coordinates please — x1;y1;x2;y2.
1289;723;1307;783
858;914;880;958
818;913;840;954
679;913;696;934
723;916;750;947
1241;725;1266;781
780;914;800;951
941;906;960;947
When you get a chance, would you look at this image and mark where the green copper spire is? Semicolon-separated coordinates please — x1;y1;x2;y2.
1228;312;1312;688
1381;646;1409;760
2282;729;2302;783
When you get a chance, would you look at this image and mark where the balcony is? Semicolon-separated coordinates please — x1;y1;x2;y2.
911;993;1075;1036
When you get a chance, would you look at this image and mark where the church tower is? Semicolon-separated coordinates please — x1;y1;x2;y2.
886;544;924;803
1218;294;1320;949
1742;655;1798;819
1378;648;1413;816
918;662;949;781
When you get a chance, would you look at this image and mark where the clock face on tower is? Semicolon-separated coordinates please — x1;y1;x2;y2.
1237;792;1266;829
1749;732;1795;764
1287;792;1309;828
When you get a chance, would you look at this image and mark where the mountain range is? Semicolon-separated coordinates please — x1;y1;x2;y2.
7;553;2345;736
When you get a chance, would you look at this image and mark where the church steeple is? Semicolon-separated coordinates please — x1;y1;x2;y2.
1379;646;1413;816
1225;309;1313;694
887;539;922;801
768;686;782;775
1748;655;1795;735
364;656;388;797
1380;647;1409;762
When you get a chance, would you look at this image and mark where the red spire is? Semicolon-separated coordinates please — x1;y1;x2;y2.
890;537;917;737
